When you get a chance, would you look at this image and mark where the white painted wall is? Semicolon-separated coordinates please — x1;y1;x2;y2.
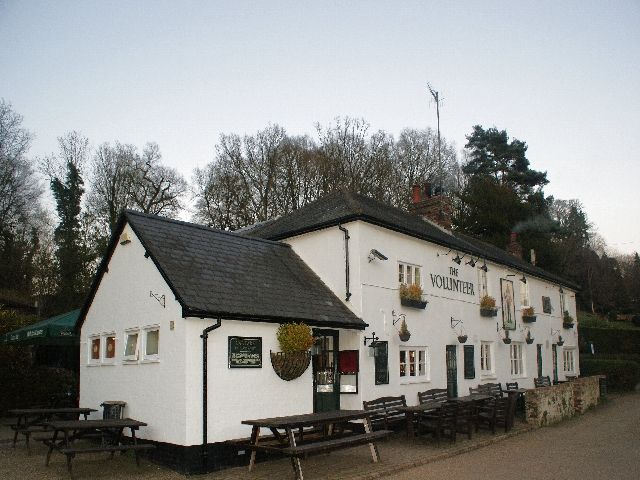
80;223;189;445
287;221;579;407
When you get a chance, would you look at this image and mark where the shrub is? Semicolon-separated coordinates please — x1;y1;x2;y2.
579;357;640;391
579;326;640;355
400;283;423;301
522;306;535;317
480;295;496;309
276;322;314;353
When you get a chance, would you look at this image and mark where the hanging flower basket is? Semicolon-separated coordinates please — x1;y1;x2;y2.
457;335;468;344
398;318;411;342
522;315;537;323
401;298;428;309
557;336;565;347
399;284;427;309
480;308;498;317
270;351;311;381
526;335;534;345
563;321;574;329
502;336;512;344
399;332;411;342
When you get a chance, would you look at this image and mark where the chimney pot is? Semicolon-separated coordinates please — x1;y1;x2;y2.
506;232;523;259
411;185;421;204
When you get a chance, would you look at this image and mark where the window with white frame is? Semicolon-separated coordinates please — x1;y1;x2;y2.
478;268;488;298
563;348;575;373
104;333;116;363
480;341;494;375
399;346;429;383
143;326;159;360
398;262;421;286
520;281;530;307
123;329;140;361
89;335;101;364
510;343;525;376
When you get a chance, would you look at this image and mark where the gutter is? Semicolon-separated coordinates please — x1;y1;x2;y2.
338;225;352;301
200;317;222;473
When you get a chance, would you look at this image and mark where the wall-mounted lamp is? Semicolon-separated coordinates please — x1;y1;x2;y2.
368;249;388;263
480;261;488;272
466;257;478;267
559;286;564;294
520;275;527;284
452;253;465;265
363;331;380;347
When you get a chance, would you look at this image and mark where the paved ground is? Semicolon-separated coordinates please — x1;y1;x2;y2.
0;394;637;479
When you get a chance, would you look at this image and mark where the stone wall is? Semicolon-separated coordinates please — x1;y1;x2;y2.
524;376;603;426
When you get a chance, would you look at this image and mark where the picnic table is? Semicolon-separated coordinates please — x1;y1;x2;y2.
242;409;392;480
7;407;97;450
398;401;443;440
43;418;154;478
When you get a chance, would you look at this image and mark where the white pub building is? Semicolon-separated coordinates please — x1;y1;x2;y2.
79;187;579;472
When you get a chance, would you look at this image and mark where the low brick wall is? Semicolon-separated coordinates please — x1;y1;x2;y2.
524;376;603;426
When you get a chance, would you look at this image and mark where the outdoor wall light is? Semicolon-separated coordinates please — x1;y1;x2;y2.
520;275;527;284
480;261;488;272
466;257;477;267
452;253;464;265
368;249;388;262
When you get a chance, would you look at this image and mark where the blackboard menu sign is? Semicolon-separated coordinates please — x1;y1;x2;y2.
228;336;262;368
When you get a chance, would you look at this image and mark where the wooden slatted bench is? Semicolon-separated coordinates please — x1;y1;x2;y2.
363;395;407;431
534;376;552;388
282;430;392;458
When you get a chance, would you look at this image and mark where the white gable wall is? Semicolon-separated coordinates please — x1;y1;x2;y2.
80;223;189;445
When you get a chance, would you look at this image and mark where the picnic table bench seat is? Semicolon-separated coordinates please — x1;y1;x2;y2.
534;376;552;388
362;395;407;431
281;430;392;458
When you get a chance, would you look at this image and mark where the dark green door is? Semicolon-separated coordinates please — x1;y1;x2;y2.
552;344;558;384
446;345;458;398
536;344;543;378
312;329;339;412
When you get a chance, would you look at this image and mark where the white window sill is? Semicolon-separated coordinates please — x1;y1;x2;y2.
122;360;139;365
101;361;116;366
141;358;160;364
481;373;497;379
399;378;430;385
87;362;101;367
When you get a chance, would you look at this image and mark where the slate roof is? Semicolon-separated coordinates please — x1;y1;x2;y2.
79;210;366;330
244;190;579;290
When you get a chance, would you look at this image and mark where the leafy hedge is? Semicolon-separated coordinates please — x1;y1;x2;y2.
579;357;640;391
579;326;640;355
0;365;77;415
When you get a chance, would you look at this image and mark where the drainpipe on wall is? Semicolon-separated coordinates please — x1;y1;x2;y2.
201;317;222;473
338;225;352;301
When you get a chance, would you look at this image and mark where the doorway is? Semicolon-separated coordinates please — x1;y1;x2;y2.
445;345;458;398
536;344;543;378
552;344;558;384
312;329;339;412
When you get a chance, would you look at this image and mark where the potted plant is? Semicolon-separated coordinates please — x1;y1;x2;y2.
457;334;468;344
563;310;575;329
480;295;498;317
525;330;534;344
399;283;427;309
502;330;512;344
557;335;565;346
522;306;536;323
270;322;314;381
398;318;411;342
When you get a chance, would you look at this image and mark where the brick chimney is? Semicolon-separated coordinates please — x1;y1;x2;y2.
506;232;523;259
409;183;453;230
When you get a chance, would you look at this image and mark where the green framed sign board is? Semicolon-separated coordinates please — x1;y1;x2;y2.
228;336;262;368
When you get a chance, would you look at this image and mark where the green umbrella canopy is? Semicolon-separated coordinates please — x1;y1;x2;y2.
2;309;80;346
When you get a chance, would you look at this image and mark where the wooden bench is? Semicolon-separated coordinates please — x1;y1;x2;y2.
363;395;407;431
534;376;552;387
478;383;504;398
418;389;448;404
282;430;392;458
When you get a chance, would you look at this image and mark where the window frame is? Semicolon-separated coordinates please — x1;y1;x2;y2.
480;341;495;377
103;332;117;364
142;325;160;362
88;335;101;365
510;342;526;377
123;329;140;362
399;346;430;384
563;348;575;373
398;262;422;287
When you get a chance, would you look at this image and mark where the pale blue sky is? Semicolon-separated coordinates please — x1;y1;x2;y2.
1;1;639;253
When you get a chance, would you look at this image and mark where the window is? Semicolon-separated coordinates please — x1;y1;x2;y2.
143;326;159;360
399;347;429;383
374;341;389;385
510;343;525;376
124;330;140;361
89;336;101;364
480;342;494;375
463;345;475;379
542;296;552;314
520;281;530;307
478;268;488;298
104;334;116;362
563;349;575;373
398;262;421;286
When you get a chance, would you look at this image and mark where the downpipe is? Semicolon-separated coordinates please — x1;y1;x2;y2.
338;225;352;301
201;317;221;473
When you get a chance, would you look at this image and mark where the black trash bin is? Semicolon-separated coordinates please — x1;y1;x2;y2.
101;401;126;419
599;376;608;398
